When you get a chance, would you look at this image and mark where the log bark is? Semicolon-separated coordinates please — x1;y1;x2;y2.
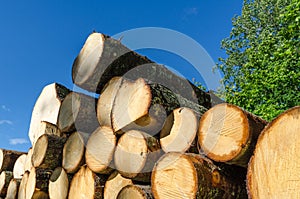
97;77;122;127
72;32;211;109
57;92;99;134
0;150;24;172
114;130;161;181
151;152;247;199
24;148;33;172
12;154;26;179
117;185;153;199
85;126;116;174
160;107;199;153
62;131;88;174
5;179;21;199
68;165;107;199
31;191;49;199
247;106;300;199
32;135;66;170
112;78;208;135
26;168;52;199
17;171;29;199
28;83;70;145
198;103;267;167
49;167;69;199
0;171;13;197
103;171;133;199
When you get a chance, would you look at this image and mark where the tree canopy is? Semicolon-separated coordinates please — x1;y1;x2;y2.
217;0;299;121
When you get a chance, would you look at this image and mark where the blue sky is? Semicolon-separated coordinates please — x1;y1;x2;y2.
0;0;242;152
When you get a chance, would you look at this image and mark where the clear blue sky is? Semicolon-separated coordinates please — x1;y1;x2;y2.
0;0;242;152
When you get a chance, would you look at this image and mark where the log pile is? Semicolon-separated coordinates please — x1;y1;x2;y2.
0;32;299;198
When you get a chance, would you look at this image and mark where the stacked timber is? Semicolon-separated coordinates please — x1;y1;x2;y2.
0;32;298;198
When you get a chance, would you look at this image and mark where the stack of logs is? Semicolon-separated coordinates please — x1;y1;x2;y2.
1;32;299;199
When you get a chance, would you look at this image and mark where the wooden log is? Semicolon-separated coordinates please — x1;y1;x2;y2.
114;130;161;181
62;131;88;174
85;126;116;174
103;171;133;199
28;83;70;145
24;148;33;172
68;165;107;199
31;191;49;199
160;107;199;153
112;78;208;135
13;154;26;179
151;152;247;199
0;150;24;172
0;171;13;197
17;171;28;199
198;103;267;167
49;167;69;199
26;168;52;199
97;77;122;127
36;121;64;142
57;92;99;134
117;185;153;199
5;179;21;199
72;33;211;109
247;106;300;199
32;135;66;170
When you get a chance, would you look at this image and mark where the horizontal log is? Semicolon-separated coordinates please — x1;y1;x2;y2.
72;33;211;109
0;149;25;172
0;171;13;197
5;178;21;199
198;103;267;167
247;106;300;198
13;154;26;179
117;185;153;199
49;167;69;199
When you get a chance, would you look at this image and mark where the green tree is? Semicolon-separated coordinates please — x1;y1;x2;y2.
217;0;299;121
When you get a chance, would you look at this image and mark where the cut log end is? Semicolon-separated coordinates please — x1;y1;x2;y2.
97;77;122;127
62;132;85;173
49;167;69;199
0;171;13;197
247;106;300;199
104;171;133;199
199;103;250;162
72;33;105;86
160;107;198;153
151;153;197;199
13;154;26;179
17;171;29;199
68;166;107;199
117;185;153;199
0;149;24;172
32;135;48;168
85;126;116;174
112;78;152;133
6;178;21;199
114;130;148;179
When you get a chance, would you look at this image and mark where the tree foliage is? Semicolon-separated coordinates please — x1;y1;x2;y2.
217;0;299;121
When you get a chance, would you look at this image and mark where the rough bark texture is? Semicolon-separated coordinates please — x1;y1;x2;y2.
0;171;13;197
72;33;211;109
31;191;49;199
32;135;66;170
198;103;267;167
68;165;108;199
117;185;154;199
58;92;99;134
5;178;21;199
28;83;70;145
112;78;208;135
247;106;300;199
151;152;247;199
0;150;25;172
26;168;52;199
